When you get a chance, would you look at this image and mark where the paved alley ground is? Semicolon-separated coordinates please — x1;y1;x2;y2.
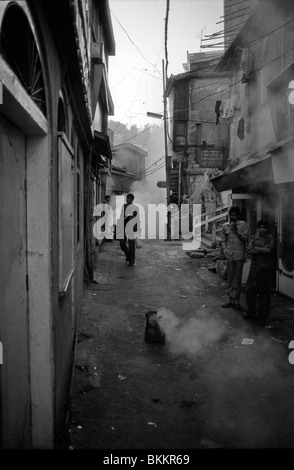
68;239;294;453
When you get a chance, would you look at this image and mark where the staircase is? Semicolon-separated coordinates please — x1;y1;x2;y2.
201;231;222;249
194;205;228;249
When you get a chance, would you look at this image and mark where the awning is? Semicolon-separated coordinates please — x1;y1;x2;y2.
211;152;274;192
92;130;112;165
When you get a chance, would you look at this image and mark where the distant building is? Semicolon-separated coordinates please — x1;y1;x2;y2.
166;52;231;211
113;142;147;177
107;142;147;194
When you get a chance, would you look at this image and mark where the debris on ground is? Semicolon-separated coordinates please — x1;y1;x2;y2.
207;265;217;272
271;337;289;343
190;252;205;258
241;338;254;345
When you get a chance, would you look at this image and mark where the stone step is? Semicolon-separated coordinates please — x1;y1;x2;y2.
201;231;221;248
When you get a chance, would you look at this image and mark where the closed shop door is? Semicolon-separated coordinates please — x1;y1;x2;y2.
0;116;30;448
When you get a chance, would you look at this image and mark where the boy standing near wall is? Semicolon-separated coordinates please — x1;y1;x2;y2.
221;205;248;309
244;219;275;327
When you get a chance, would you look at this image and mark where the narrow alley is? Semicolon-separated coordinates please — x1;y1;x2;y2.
68;239;294;451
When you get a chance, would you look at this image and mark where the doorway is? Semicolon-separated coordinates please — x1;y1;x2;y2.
0;116;31;448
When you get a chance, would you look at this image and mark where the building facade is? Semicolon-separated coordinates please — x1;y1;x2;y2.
212;0;294;298
0;0;114;448
166;53;231;211
108;142;147;195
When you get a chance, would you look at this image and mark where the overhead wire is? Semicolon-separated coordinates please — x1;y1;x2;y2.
111;72;145;133
111;69;135;89
171;17;294;115
110;61;162;81
203;8;294;50
216;12;251;25
131;155;165;179
110;8;162;77
220;5;251;19
172;42;294;114
224;0;253;9
139;162;166;180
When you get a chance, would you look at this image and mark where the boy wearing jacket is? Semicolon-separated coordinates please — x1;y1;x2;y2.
244;219;275;326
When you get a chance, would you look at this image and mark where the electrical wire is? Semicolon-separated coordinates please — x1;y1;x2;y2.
110;61;162;81
154;35;165;71
110;9;162;77
131;155;165;179
142;161;165;177
216;12;251;25
111;69;135;89
172;16;294;115
172;42;294;114
139;162;166;180
224;0;253;9
111;73;145;133
203;12;294;50
220;5;250;19
134;159;165;180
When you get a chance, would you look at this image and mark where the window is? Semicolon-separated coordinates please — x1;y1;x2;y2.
58;133;74;294
58;97;68;135
0;4;46;116
173;81;189;121
173;121;187;148
76;144;81;244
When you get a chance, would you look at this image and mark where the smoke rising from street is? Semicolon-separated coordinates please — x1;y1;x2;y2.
156;307;226;358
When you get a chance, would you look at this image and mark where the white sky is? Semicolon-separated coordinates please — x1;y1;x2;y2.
108;0;224;127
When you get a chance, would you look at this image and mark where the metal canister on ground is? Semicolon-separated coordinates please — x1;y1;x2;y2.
144;311;165;344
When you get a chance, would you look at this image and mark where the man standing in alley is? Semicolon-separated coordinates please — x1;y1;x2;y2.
103;195;113;241
221;205;248;309
117;193;140;266
244;219;275;326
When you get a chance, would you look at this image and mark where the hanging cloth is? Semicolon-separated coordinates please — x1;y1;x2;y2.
215;100;222;124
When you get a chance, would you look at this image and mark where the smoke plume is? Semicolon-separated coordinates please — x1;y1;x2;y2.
156;307;225;358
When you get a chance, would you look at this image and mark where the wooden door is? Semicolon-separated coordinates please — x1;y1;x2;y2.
0;115;30;448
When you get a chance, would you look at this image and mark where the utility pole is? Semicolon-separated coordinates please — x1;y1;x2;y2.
162;58;171;240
